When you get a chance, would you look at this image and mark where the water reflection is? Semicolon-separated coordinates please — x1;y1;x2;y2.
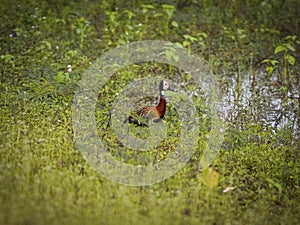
220;71;299;135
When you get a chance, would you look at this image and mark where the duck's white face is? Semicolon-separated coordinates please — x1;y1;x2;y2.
161;80;170;91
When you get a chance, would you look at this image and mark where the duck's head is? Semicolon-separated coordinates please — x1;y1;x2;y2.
159;80;174;92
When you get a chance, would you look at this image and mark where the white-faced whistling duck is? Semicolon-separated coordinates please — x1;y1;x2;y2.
127;80;173;126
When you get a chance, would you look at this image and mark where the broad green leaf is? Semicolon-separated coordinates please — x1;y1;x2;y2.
274;45;286;54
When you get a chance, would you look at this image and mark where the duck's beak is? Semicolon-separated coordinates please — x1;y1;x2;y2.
167;86;175;92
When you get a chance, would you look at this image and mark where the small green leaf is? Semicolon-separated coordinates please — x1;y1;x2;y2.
183;34;198;42
285;55;295;65
262;59;278;66
266;66;274;76
274;45;286;54
279;86;287;93
266;178;282;193
124;10;135;20
142;4;155;9
174;42;184;48
284;43;295;52
162;4;175;10
165;49;173;61
183;40;190;47
173;54;179;62
283;35;297;42
42;40;52;50
142;4;155;13
56;71;67;83
171;21;178;28
262;59;270;64
270;59;279;66
1;54;14;63
76;28;81;34
153;13;163;18
162;4;175;19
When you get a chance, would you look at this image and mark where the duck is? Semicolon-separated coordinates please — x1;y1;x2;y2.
127;80;173;126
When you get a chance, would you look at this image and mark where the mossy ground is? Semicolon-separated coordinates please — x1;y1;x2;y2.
1;1;299;224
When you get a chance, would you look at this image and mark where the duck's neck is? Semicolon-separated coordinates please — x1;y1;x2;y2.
156;95;167;118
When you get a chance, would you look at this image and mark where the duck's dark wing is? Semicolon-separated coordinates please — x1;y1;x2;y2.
128;106;162;126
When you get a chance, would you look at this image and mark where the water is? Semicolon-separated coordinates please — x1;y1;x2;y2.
220;70;299;135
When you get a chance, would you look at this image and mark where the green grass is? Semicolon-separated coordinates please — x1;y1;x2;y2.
1;107;299;225
1;0;300;224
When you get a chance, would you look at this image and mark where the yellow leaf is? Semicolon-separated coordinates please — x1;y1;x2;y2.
201;168;219;190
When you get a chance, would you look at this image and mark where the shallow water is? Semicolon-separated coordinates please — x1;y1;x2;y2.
219;70;299;135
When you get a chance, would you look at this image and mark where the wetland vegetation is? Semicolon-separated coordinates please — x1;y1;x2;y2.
1;0;300;224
